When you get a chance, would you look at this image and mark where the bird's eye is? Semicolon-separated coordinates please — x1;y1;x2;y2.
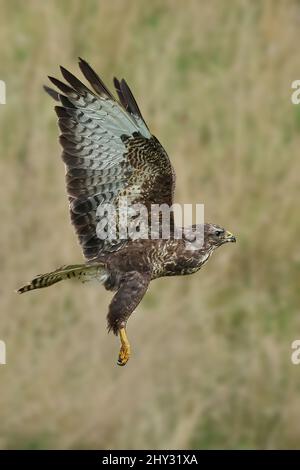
215;230;223;237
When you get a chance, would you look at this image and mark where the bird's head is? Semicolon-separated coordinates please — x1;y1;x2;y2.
204;223;236;248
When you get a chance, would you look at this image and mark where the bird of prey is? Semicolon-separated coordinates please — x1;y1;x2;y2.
18;58;236;366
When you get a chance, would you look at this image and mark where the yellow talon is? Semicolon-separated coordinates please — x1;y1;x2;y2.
117;328;131;366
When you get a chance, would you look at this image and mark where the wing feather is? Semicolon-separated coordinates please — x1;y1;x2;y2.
46;59;175;260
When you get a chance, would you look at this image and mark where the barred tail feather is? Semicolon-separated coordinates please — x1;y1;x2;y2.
17;263;108;294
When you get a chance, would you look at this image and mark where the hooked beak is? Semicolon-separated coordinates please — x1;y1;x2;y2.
225;231;236;243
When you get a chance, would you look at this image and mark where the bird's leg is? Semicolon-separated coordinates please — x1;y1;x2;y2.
117;327;131;366
108;272;150;366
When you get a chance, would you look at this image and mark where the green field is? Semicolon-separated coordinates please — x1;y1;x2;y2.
0;0;300;449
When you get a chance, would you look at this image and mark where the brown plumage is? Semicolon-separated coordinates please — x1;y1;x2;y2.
18;59;236;366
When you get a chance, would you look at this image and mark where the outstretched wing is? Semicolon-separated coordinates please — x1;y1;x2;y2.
45;58;176;260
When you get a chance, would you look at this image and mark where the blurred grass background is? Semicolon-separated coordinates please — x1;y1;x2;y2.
0;0;300;449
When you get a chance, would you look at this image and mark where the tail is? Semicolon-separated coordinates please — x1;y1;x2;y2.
17;263;108;294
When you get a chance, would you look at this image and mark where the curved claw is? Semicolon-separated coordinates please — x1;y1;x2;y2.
117;328;131;366
117;344;131;366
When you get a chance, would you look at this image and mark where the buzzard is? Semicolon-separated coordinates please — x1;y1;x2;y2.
18;59;236;366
